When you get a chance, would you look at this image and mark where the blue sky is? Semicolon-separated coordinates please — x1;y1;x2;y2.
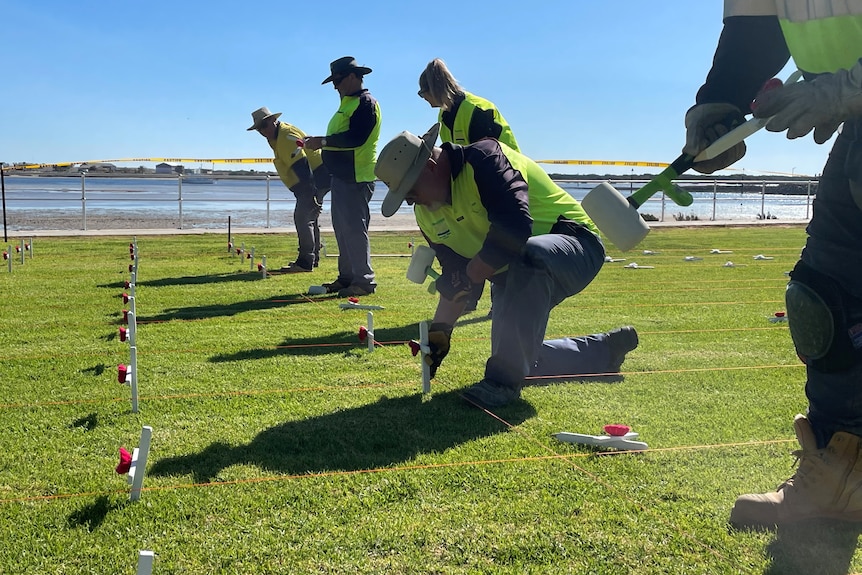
0;1;831;177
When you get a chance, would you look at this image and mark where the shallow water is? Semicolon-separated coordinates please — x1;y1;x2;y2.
1;175;814;229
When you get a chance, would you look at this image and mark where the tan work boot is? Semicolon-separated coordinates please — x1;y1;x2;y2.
730;414;862;529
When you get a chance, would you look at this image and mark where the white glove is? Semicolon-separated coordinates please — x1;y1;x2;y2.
683;103;747;174
753;59;862;144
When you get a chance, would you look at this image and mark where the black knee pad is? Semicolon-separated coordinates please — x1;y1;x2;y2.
788;261;862;373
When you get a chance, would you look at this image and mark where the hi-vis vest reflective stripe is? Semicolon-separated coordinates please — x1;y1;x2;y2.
724;0;862;73
439;92;520;151
415;143;599;263
325;96;381;183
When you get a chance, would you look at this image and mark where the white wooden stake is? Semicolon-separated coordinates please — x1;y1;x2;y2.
420;321;431;394
366;312;374;353
136;550;154;575
128;426;152;501
130;345;139;413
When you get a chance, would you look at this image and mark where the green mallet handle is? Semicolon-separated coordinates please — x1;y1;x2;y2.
426;268;440;295
627;71;803;211
628;154;694;209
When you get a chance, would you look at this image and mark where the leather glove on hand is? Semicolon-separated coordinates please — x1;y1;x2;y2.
683;103;747;174
435;270;474;303
753;59;862;144
426;322;453;378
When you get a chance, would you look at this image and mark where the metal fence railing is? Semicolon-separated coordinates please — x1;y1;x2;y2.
1;173;816;231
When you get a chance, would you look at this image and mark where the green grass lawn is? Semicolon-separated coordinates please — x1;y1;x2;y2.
1;225;860;574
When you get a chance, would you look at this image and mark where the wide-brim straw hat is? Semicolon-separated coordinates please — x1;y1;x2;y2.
377;123;440;217
322;56;373;84
247;107;282;131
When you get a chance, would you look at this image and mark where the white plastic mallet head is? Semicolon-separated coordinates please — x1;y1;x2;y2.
580;182;651;252
407;245;441;294
406;245;437;283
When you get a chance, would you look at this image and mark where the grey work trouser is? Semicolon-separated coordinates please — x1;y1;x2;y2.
330;178;375;289
484;226;606;390
530;333;619;379
292;181;328;269
800;119;862;448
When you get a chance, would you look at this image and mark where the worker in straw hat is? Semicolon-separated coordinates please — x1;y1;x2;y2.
248;106;330;272
375;123;638;409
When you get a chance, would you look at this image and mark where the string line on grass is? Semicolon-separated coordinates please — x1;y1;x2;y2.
0;277;790;316
0;438;795;505
0;364;805;410
451;380;772;567
0;326;791;362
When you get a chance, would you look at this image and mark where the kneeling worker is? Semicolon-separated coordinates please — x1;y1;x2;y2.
375;124;637;408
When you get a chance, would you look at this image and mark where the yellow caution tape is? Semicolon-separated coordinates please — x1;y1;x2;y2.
535;159;670;168
2;158;274;171
0;158;809;178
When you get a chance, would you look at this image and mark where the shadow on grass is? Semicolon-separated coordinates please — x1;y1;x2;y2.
763;519;862;575
97;271;270;289
67;495;124;532
137;293;337;322
69;413;98;431
208;322;425;362
81;364;106;377
149;389;537;483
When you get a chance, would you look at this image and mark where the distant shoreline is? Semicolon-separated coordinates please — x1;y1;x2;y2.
2;210;421;235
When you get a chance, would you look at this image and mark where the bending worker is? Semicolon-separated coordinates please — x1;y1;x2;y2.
375;123;637;409
248;106;329;273
681;2;862;528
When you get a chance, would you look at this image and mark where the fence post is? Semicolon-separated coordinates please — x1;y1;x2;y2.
712;179;717;221
81;173;87;231
761;180;766;218
178;175;183;230
806;179;812;220
660;193;666;222
265;175;271;229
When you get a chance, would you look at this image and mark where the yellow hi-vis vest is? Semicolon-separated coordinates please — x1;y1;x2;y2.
325;95;381;183
271;123;324;191
415;142;598;265
439;91;520;151
724;0;862;73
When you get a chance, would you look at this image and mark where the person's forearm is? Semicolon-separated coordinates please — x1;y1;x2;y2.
433;297;465;326
695;15;790;110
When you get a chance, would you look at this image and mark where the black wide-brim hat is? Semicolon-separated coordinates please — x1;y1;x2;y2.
322;56;373;84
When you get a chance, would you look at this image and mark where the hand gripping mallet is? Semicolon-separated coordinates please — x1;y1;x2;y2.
581;71;802;251
406;245;440;294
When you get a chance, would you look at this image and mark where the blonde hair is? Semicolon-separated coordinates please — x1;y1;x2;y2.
418;58;464;111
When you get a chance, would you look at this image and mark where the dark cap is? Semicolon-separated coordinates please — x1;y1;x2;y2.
322;56;373;84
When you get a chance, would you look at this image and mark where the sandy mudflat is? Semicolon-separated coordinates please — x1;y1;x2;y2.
2;210;420;236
